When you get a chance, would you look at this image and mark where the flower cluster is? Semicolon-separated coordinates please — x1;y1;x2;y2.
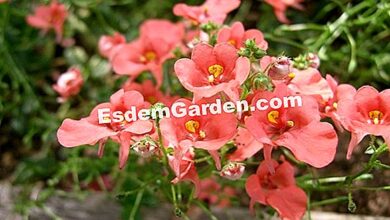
38;0;390;219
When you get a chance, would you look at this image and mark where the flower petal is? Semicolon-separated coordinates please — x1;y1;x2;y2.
57;118;116;147
266;186;307;220
275;121;338;168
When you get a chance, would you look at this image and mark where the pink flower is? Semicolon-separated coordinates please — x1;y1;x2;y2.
111;38;166;87
259;56;333;102
0;0;8;3
57;89;153;168
320;75;356;129
198;178;236;208
26;0;68;42
245;84;338;168
160;98;237;172
264;0;304;24
173;0;241;25
175;43;250;102
260;56;294;81
168;147;201;196
139;19;185;47
229;127;263;161
220;162;245;180
246;159;307;220
160;98;237;151
98;32;126;59
122;79;176;106
337;86;390;159
111;20;184;87
52;68;83;103
217;22;268;50
288;68;334;103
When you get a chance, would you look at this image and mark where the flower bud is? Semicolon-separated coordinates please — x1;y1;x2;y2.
268;56;292;80
253;48;266;59
307;52;320;69
244;39;257;49
131;137;157;158
239;39;266;60
220;162;245;180
200;21;219;33
238;48;251;57
252;74;273;91
150;102;167;120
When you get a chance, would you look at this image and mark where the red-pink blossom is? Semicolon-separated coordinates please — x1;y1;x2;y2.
168;147;201;196
320;75;356;129
217;22;268;50
139;19;185;47
98;32;126;59
337;86;390;159
288;68;333;103
175;43;250;102
245;84;338;168
229;127;264;161
198;178;236;208
57;89;153;168
173;0;240;25
111;20;184;87
246;159;307;220
160;98;238;152
52;67;83;103
122;79;177;106
264;0;304;24
259;56;333;102
26;0;68;42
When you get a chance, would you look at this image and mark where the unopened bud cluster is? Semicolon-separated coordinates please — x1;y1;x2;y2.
238;39;266;60
293;53;320;70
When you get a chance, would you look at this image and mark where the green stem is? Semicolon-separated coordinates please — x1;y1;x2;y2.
195;156;211;164
281;148;306;168
129;189;144;220
171;184;178;208
194;200;218;220
186;187;195;210
307;191;312;220
311;196;349;207
156;119;169;168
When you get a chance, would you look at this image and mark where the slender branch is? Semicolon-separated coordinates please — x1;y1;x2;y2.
129;189;144;220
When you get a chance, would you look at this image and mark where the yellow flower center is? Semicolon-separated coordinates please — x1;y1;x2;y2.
199;130;206;138
185;120;206;139
369;110;383;125
286;120;295;127
208;64;224;83
185;120;200;133
288;72;295;79
267;110;279;124
332;102;338;109
228;39;236;46
147;96;157;104
140;51;156;63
